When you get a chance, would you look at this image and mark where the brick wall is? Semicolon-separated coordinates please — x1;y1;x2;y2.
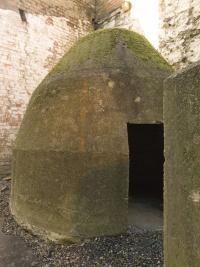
95;0;123;20
159;0;200;69
97;1;143;36
1;0;94;18
0;1;94;177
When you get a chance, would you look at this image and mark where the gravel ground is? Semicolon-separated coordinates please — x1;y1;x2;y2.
0;178;163;267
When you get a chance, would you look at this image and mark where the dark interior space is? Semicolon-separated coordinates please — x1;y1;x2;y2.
127;123;164;203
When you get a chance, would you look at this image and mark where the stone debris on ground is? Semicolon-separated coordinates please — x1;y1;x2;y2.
0;179;163;267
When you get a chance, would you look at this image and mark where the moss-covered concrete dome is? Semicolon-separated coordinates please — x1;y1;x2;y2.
11;28;172;242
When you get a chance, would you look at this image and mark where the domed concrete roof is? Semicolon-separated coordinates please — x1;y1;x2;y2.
11;29;172;242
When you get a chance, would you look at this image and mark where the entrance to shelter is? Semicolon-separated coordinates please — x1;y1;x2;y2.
127;123;164;229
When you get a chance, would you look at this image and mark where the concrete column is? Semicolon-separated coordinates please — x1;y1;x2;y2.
164;62;200;267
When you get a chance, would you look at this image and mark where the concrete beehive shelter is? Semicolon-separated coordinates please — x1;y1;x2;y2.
10;28;171;242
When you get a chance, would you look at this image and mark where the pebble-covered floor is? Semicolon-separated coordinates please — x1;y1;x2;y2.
0;178;163;267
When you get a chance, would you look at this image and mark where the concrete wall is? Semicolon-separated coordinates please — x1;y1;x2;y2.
160;0;200;69
0;0;94;177
164;62;200;267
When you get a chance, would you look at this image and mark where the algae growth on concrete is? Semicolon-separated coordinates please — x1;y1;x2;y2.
11;28;172;242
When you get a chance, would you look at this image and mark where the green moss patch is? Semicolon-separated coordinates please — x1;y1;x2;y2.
50;28;171;76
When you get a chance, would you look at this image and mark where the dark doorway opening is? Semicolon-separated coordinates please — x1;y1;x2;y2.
127;123;164;229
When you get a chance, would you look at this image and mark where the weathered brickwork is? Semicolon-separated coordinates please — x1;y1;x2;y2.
95;0;123;20
159;0;200;69
0;1;94;177
97;2;143;36
1;0;94;18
